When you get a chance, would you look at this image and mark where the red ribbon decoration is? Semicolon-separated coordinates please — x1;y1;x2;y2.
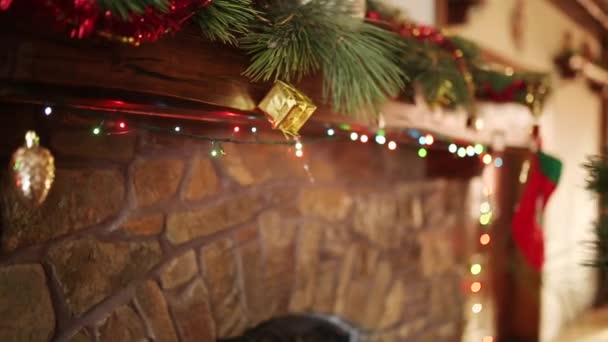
37;0;212;44
0;0;12;10
478;79;526;102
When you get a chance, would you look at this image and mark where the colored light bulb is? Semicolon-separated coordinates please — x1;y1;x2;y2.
457;147;466;158
375;135;386;145
470;263;482;275
418;148;427;158
480;202;491;214
480;233;491;245
350;132;359;141
480;213;491;225
44;106;52;116
482;154;493;165
327;128;335;136
470;282;482;293
448;144;457;153
388;141;397;150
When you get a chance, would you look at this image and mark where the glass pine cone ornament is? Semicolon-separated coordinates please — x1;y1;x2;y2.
11;131;55;206
258;81;317;136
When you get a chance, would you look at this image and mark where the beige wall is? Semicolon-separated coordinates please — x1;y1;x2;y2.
449;1;601;341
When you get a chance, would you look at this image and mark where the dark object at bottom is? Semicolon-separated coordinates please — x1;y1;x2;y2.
219;315;352;342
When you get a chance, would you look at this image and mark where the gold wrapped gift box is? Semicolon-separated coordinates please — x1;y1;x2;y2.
258;81;317;136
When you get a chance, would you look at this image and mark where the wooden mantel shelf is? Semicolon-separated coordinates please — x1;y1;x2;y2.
0;14;536;147
0;13;376;126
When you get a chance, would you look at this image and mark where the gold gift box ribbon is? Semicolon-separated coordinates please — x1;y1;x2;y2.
258;81;317;137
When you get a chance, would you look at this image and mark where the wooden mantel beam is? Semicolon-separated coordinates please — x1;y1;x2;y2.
0;14;379;130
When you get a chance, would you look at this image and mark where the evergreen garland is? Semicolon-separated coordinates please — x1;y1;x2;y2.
401;39;472;109
193;0;257;45
4;0;553;118
584;156;608;270
241;0;406;115
98;0;168;19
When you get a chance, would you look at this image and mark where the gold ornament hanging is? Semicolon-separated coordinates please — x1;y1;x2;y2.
258;81;317;137
11;131;55;206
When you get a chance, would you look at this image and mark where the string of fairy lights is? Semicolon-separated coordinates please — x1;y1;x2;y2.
40;104;506;169
463;156;499;342
39;103;505;341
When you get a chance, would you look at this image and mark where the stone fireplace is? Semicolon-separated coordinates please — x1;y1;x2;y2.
0;109;471;341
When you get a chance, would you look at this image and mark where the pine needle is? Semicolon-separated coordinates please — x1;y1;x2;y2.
241;0;406;115
98;0;169;20
193;0;257;45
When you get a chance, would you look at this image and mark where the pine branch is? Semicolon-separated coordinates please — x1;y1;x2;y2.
98;0;168;19
193;0;257;45
402;40;472;108
320;22;406;114
585;156;608;198
241;0;406;115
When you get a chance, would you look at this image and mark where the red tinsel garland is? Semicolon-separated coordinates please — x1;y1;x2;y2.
366;10;476;106
7;0;211;45
366;10;534;103
479;79;526;102
0;0;11;10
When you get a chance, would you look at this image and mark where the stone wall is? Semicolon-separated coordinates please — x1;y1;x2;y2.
0;114;470;341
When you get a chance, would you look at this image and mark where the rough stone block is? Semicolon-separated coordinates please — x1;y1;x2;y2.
324;142;382;182
52;130;135;162
47;238;161;315
289;221;321;313
133;158;185;207
378;280;407;329
258;210;297;320
312;260;338;314
98;305;146;342
166;194;261;244
201;239;247;338
0;264;55;342
220;144;306;186
67;329;92;342
160;250;198;289
121;213;164;236
135;281;179;342
418;227;454;277
336;280;371;328
2;168;124;251
168;278;216;342
322;223;351;257
298;187;352;222
258;210;298;249
139;131;201;151
362;261;393;327
353;193;401;248
233;225;266;327
335;243;383;322
182;157;219;201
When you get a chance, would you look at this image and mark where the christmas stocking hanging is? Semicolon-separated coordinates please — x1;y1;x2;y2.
512;152;562;271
